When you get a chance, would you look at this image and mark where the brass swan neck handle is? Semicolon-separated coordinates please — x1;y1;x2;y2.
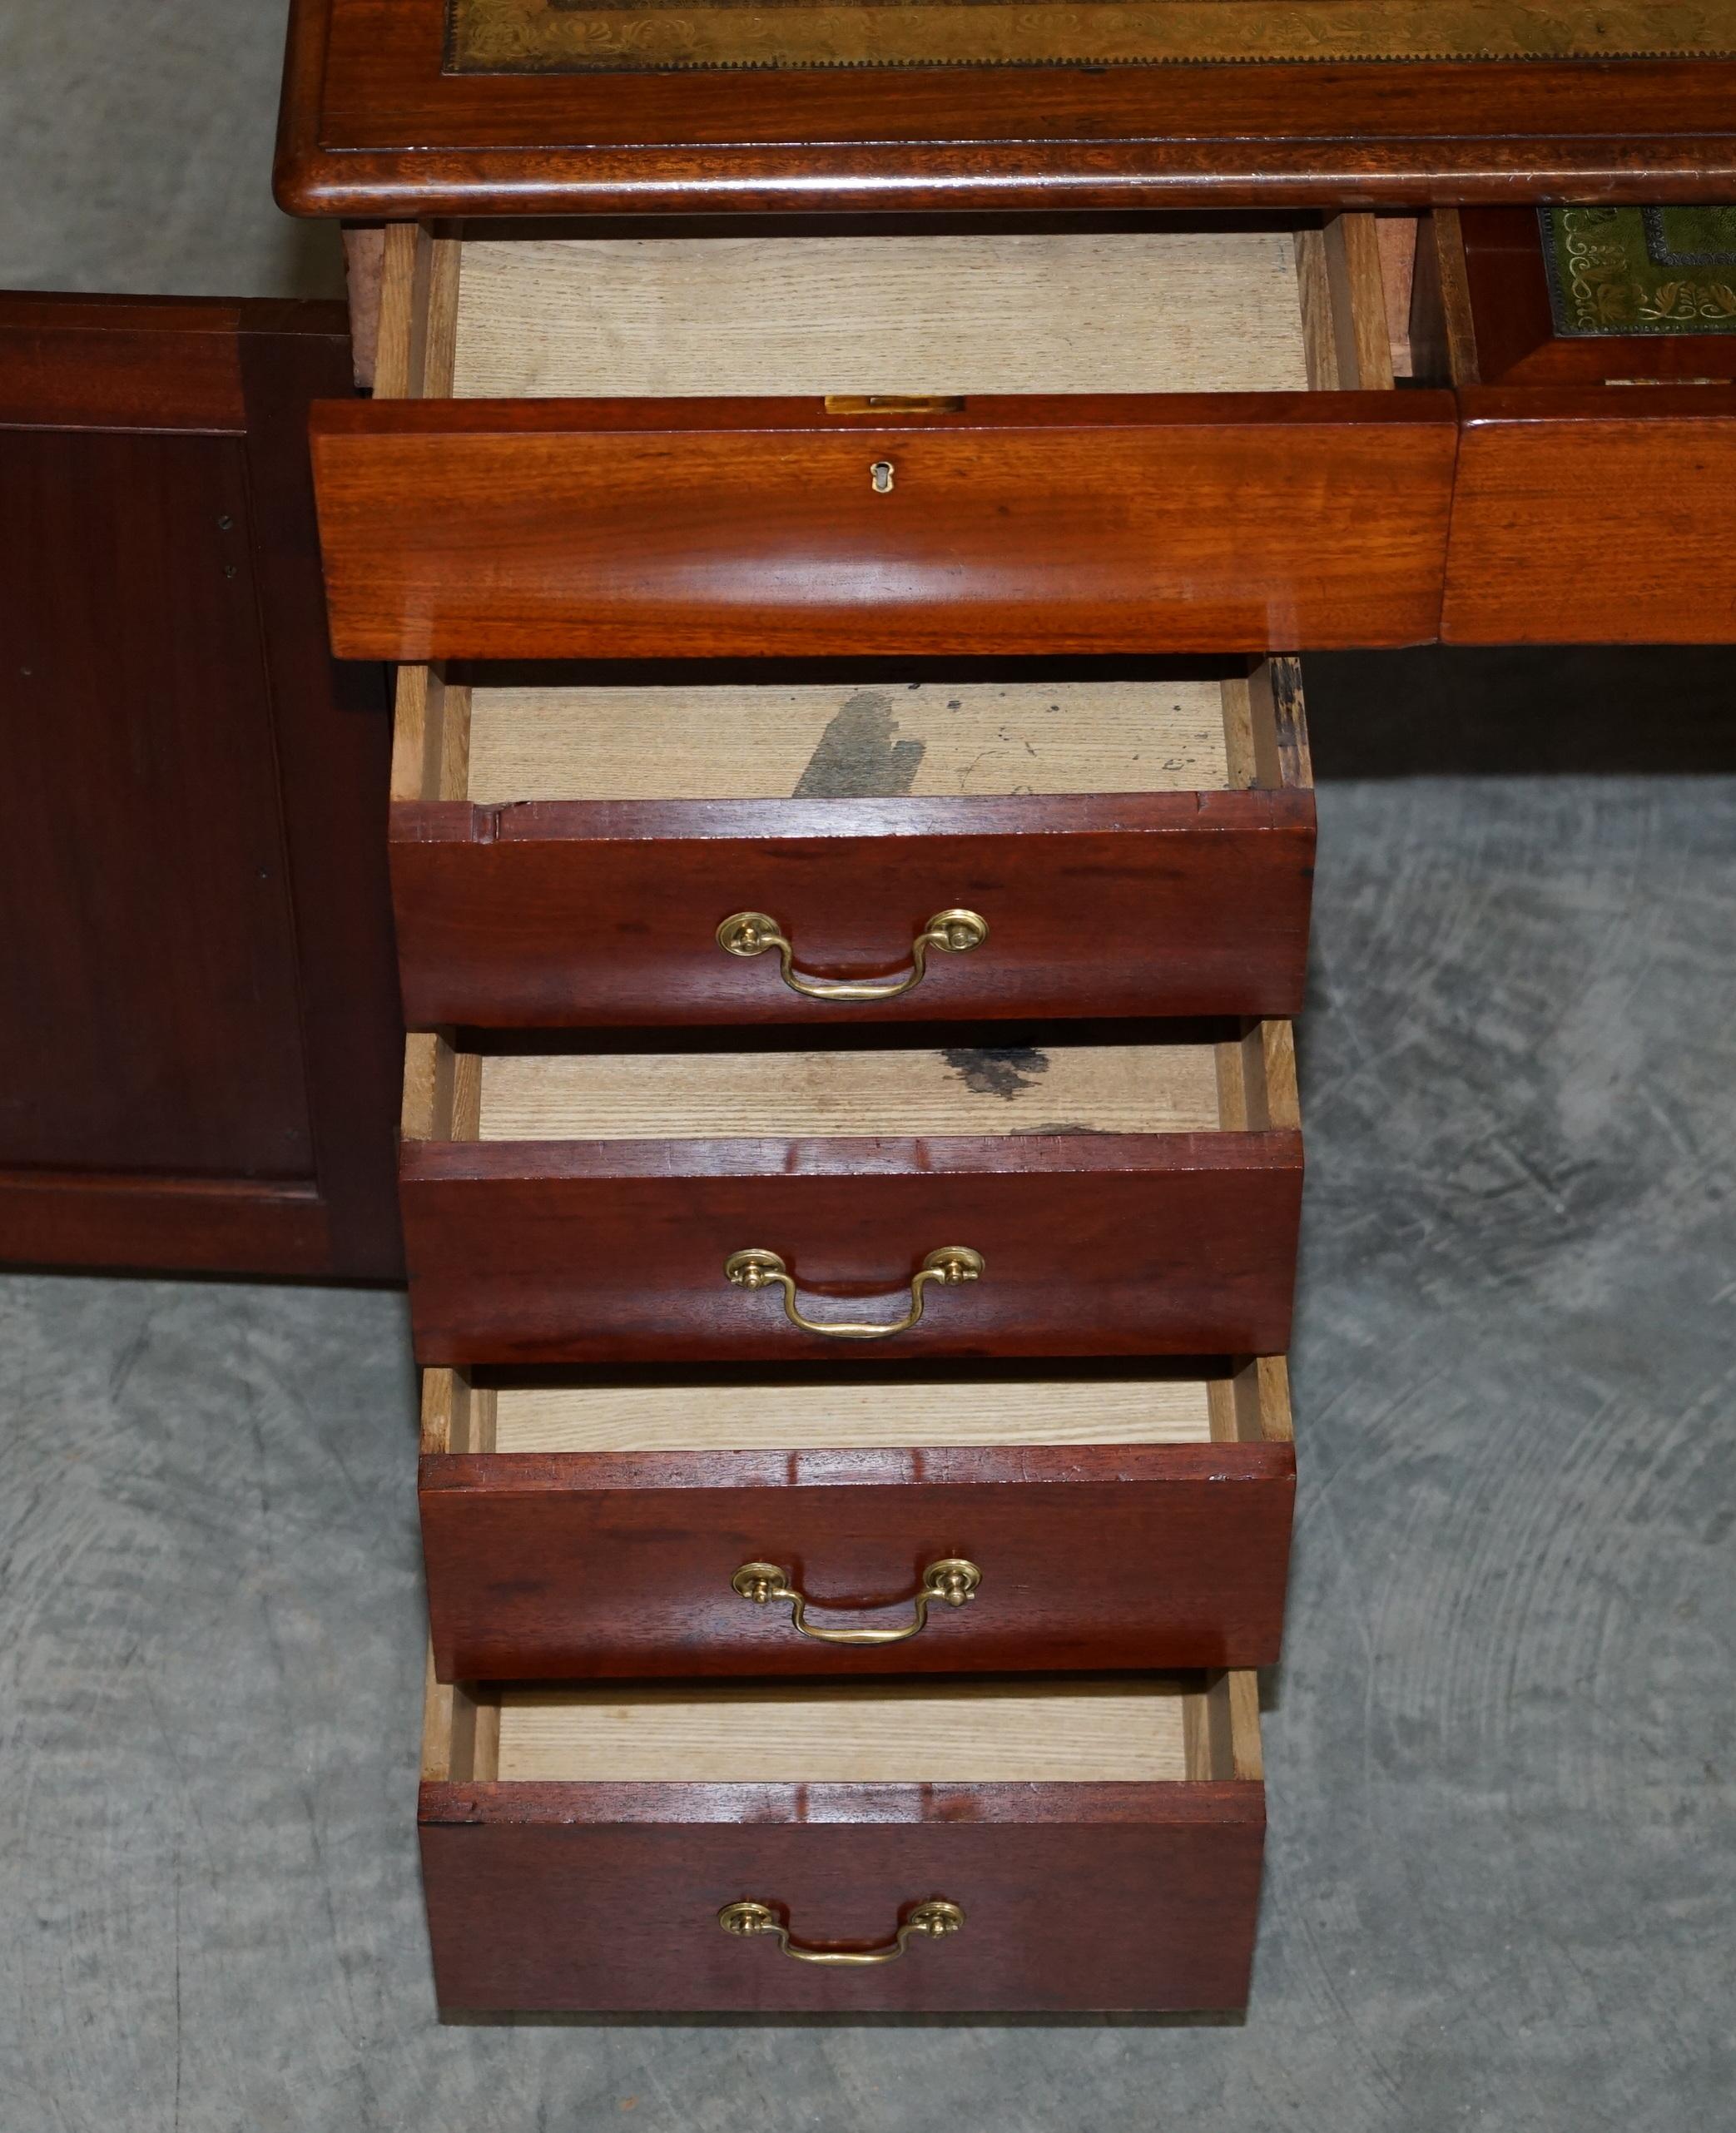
724;1245;984;1342
717;908;987;1003
717;1900;965;1967
732;1557;983;1646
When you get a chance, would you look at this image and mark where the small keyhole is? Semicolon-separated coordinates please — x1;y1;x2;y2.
870;460;895;494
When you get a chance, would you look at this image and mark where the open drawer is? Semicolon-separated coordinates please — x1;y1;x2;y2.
420;1670;1265;2013
399;1019;1302;1365
322;216;1449;661
390;657;1315;1026
336;214;1736;655
421;1354;1293;1679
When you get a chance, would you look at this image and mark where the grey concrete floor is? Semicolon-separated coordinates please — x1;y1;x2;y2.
2;5;1733;2127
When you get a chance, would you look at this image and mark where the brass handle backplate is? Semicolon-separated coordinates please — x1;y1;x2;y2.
716;909;988;1003
732;1557;983;1645
724;1245;984;1341
717;1899;965;1967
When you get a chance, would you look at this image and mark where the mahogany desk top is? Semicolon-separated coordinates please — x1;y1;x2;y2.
276;0;1736;218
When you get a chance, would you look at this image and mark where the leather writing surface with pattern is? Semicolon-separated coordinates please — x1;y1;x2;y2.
448;0;1736;72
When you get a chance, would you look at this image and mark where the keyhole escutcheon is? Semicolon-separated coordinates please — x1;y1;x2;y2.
870;460;895;494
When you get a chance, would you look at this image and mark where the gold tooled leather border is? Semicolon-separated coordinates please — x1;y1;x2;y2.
446;0;1736;75
1544;205;1736;336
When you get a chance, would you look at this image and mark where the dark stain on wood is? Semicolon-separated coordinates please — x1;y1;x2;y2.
793;689;925;799
941;1045;1049;1099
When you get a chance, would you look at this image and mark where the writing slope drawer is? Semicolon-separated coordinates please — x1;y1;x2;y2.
400;1024;1302;1366
421;1673;1264;2014
421;1357;1294;1679
311;392;1457;659
392;659;1314;1026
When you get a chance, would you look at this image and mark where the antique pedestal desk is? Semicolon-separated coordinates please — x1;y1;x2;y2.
280;0;1736;2014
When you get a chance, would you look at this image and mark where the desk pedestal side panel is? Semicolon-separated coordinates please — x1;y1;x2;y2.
0;295;402;1277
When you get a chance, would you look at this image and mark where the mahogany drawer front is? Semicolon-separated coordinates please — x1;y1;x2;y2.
394;793;1316;1025
403;1143;1301;1365
420;1358;1295;1679
1415;216;1736;642
1440;386;1736;646
420;1674;1264;2013
399;1031;1302;1366
391;662;1315;1028
311;392;1459;661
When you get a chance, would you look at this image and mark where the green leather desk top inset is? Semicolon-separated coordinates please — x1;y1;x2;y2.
446;0;1736;73
1544;206;1736;337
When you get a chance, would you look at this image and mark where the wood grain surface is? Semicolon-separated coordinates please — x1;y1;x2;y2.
0;293;250;428
310;393;1459;660
1;424;311;1183
1441;386;1736;644
489;1365;1213;1450
497;1676;1193;1782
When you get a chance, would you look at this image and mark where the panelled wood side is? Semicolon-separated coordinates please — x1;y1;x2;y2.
0;295;401;1277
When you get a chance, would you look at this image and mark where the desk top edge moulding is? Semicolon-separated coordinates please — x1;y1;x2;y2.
275;0;1736;217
